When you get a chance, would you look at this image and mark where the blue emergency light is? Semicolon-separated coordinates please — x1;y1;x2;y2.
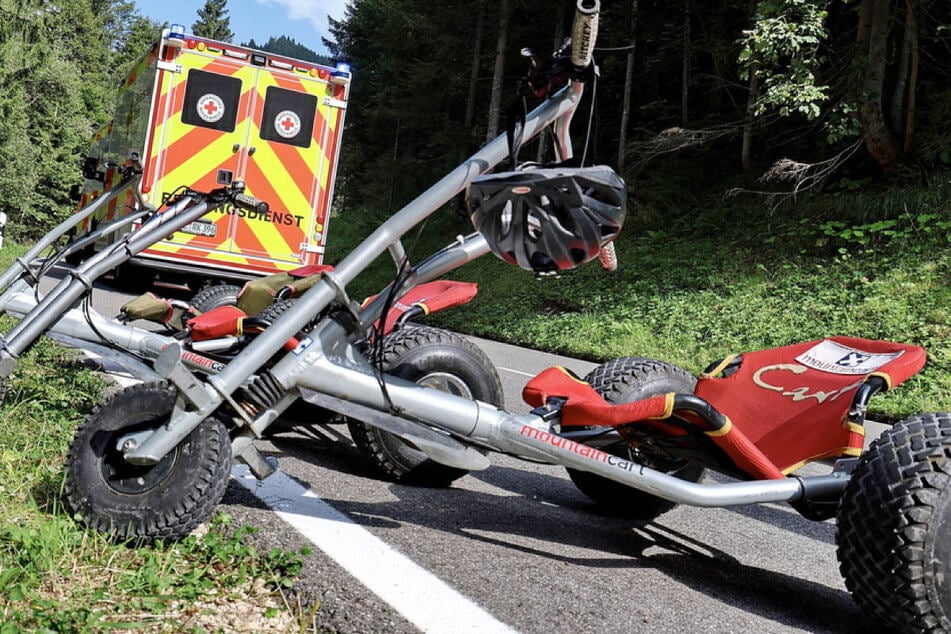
330;61;351;86
169;24;186;40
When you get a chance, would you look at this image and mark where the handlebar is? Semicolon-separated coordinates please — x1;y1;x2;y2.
570;0;600;71
518;0;600;100
214;180;268;214
182;181;269;215
234;192;269;214
570;0;615;271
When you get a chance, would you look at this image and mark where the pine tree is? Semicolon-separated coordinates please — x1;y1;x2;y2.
192;0;233;42
242;35;325;64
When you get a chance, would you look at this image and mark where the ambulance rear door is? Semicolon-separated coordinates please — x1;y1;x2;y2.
236;61;343;272
143;48;256;268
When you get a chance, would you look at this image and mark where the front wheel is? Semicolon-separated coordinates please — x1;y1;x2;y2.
836;412;951;633
347;325;503;487
566;357;705;521
64;382;232;541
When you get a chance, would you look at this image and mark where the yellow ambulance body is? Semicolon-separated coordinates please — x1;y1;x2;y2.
78;26;349;283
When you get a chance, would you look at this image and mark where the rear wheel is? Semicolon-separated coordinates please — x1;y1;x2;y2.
566;357;704;520
347;325;503;487
64;382;232;542
190;284;242;313
836;412;951;632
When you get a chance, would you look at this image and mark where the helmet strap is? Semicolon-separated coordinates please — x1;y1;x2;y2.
505;96;527;169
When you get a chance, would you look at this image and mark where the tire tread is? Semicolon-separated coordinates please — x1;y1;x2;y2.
837;412;951;633
64;383;232;541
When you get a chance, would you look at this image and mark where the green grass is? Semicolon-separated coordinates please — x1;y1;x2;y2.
327;187;951;422
0;258;312;632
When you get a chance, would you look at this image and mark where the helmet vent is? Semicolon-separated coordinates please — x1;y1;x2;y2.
526;211;542;240
501;200;513;234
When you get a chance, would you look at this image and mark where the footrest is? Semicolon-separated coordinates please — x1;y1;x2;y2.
523;366;673;427
233;434;278;479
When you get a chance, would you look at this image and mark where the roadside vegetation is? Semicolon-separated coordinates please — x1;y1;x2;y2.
327;181;951;422
0;246;311;632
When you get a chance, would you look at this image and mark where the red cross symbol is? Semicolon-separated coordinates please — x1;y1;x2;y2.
281;116;296;131
203;100;219;116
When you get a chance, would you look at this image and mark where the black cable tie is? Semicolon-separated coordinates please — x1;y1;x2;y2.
68;269;94;291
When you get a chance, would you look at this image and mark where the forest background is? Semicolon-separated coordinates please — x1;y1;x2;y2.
0;0;949;416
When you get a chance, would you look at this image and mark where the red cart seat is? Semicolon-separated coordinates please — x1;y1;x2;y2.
187;279;479;342
523;337;926;480
694;336;925;476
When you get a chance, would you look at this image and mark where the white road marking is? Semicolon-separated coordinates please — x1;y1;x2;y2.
233;465;518;634
498;366;535;378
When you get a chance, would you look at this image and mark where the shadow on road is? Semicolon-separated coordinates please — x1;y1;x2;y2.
254;424;879;634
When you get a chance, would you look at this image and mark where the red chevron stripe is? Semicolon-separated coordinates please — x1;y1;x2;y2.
239;158;303;258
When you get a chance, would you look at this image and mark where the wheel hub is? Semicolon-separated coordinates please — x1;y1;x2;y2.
102;434;179;495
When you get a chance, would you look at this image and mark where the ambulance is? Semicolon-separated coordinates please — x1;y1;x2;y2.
75;24;349;288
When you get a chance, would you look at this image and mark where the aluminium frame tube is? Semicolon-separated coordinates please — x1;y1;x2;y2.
0;195;211;364
288;349;839;508
1;290;173;364
0;174;143;294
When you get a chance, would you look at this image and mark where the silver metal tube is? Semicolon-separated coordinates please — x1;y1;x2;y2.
494;422;805;506
60;206;153;262
0;196;209;360
2;290;171;359
290;352;809;507
0;278;33;314
294;351;485;438
0;175;141;293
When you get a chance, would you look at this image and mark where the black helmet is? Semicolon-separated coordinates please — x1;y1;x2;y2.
467;164;626;273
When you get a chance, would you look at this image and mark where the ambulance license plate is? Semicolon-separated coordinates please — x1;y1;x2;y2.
180;221;217;237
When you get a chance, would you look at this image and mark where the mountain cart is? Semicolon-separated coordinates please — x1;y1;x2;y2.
0;3;946;632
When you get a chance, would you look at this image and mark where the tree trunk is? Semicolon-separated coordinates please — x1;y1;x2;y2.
741;0;759;174
889;2;912;135
485;0;510;144
902;0;919;154
857;0;900;176
741;67;760;174
463;0;485;135
388;117;400;211
617;0;639;172
681;0;691;126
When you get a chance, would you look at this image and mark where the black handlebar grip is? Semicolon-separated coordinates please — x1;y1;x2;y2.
234;193;269;214
570;0;600;70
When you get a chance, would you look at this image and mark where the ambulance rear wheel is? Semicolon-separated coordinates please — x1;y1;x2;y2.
190;284;241;313
566;357;705;521
111;263;155;293
347;326;503;487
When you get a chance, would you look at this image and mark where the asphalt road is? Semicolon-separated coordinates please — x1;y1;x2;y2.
40;273;885;633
